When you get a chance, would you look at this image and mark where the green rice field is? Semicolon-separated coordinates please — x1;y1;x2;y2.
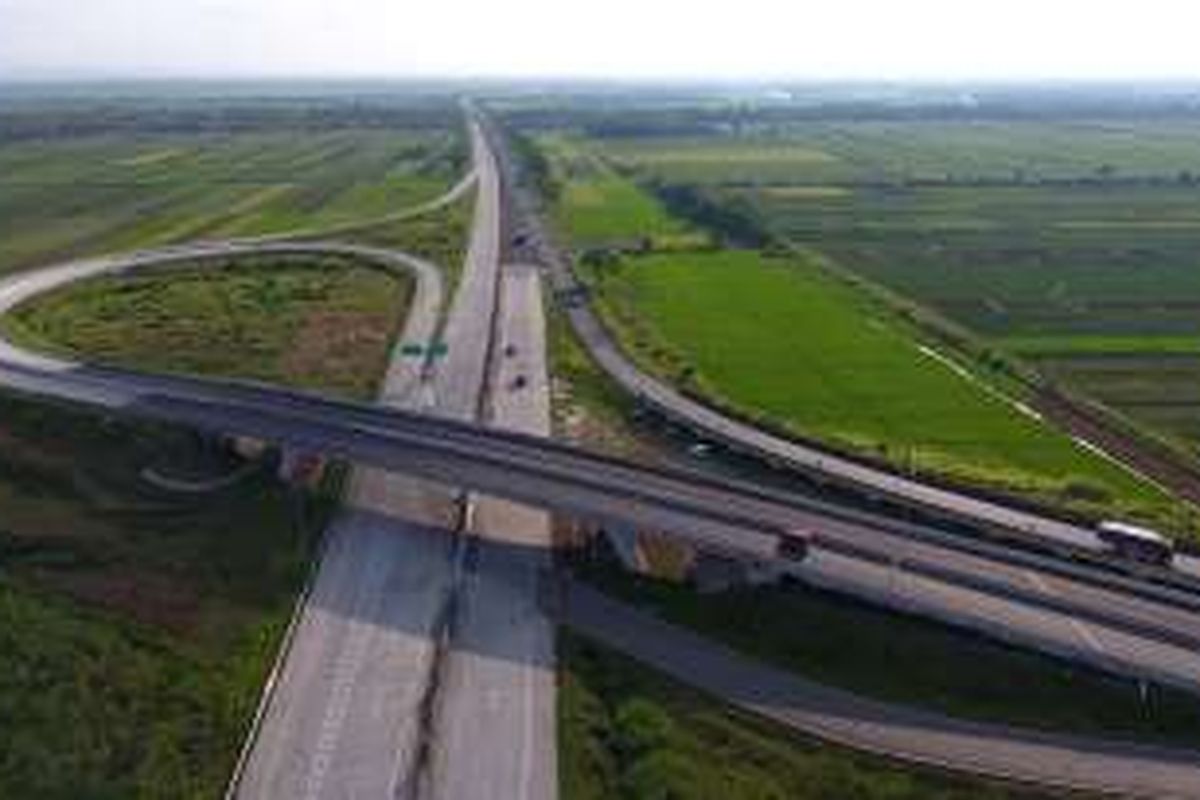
582;248;1173;522
740;182;1200;453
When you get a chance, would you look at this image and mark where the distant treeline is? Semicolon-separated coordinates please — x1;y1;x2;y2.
0;99;461;142
648;181;770;248
507;128;559;201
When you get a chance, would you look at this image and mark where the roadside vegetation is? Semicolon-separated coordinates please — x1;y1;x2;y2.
5;253;413;400
560;632;1056;800
0;391;341;797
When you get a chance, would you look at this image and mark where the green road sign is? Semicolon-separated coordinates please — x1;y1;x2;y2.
400;342;449;358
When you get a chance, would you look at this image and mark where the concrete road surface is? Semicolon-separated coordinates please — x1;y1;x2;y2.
429;263;557;800
234;118;508;800
232;218;461;799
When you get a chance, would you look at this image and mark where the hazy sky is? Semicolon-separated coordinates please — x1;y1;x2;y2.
4;0;1200;81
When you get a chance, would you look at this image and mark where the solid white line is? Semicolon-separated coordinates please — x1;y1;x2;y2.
301;557;385;800
518;609;537;800
1068;617;1107;655
1026;569;1107;656
1025;569;1054;595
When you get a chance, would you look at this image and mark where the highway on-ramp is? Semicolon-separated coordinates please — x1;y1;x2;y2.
564;581;1200;800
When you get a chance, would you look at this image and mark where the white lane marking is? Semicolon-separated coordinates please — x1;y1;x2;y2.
301;537;389;800
1069;618;1107;655
302;621;376;800
518;596;541;800
462;498;477;533
1025;569;1053;595
1027;570;1106;656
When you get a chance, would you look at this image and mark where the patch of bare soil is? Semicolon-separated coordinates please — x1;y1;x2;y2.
0;427;76;475
34;566;203;632
281;309;393;396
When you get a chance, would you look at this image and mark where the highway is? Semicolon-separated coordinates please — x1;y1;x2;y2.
3;109;1200;794
232;115;557;799
422;116;558;800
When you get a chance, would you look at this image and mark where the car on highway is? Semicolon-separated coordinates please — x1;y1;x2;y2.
776;527;814;562
510;374;528;390
1096;520;1175;566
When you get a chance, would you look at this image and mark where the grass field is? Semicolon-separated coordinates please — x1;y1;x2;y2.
560;633;1055;800
582;248;1174;524
0;392;340;797
0;127;464;275
5;253;413;400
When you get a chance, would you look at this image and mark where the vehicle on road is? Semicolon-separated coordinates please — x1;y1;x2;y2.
511;374;528;390
504;343;518;357
777;527;814;562
1097;520;1175;566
